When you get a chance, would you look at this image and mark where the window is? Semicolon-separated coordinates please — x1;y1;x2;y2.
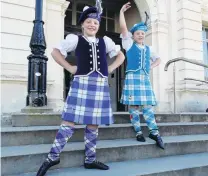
65;2;116;33
202;27;208;81
101;8;115;32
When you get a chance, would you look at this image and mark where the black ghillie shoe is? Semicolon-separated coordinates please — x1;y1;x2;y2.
84;160;109;170
136;134;146;142
36;158;60;176
149;133;165;149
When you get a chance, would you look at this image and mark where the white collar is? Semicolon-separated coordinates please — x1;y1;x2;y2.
135;43;146;49
83;35;99;43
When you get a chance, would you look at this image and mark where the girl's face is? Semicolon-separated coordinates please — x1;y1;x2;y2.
133;30;145;44
82;18;100;37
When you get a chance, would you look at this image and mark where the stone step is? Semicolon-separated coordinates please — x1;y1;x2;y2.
2;134;208;175
2;122;208;146
11;152;208;176
21;106;53;113
11;112;208;126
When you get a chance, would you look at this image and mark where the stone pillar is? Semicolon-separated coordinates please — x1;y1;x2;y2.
177;0;204;80
45;0;69;111
175;0;208;112
149;0;171;112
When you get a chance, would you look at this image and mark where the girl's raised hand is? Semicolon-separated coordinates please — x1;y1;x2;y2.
120;2;131;13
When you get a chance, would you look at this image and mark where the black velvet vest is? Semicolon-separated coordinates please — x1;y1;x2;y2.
74;36;108;77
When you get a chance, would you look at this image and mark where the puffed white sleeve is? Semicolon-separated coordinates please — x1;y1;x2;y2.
120;31;133;51
103;36;121;58
54;34;78;58
149;46;160;62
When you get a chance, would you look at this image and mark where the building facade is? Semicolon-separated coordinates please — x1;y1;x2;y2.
1;0;208;125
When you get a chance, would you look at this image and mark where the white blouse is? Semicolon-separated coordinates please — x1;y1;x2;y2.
55;34;121;59
120;32;160;62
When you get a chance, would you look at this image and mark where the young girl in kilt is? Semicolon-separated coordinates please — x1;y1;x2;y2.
36;1;125;175
119;2;164;149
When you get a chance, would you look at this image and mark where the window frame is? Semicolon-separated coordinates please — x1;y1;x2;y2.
202;27;208;42
101;8;115;32
65;2;116;32
202;26;208;81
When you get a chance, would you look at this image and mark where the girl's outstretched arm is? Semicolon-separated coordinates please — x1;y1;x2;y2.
119;2;131;37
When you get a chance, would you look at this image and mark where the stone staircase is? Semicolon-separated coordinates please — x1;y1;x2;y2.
1;111;208;176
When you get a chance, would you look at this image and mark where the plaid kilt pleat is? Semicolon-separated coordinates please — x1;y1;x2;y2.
62;72;114;125
120;71;157;105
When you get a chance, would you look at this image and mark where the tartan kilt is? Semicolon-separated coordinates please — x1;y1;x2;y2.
120;71;157;106
62;72;114;125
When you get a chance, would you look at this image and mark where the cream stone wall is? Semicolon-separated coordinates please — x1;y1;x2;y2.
1;0;35;120
0;0;69;124
173;0;208;112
